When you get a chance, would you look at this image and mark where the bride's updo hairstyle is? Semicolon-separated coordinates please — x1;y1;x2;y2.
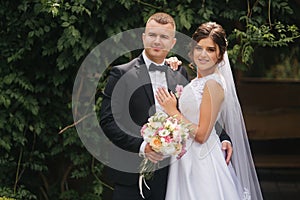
189;22;227;65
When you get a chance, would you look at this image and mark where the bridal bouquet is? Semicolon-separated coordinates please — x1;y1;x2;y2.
139;111;191;197
139;112;190;198
140;111;190;160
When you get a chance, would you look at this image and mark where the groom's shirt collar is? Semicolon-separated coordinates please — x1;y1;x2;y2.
142;50;165;69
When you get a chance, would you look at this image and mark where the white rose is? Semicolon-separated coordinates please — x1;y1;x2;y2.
149;121;163;129
158;129;170;137
161;145;176;155
164;120;177;131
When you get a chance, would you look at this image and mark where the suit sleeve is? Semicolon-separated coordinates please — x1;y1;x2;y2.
99;67;143;153
178;65;190;85
215;121;232;143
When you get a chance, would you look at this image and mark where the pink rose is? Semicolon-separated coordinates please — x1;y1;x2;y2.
175;84;184;98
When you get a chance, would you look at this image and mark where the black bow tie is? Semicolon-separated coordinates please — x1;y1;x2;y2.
148;63;167;72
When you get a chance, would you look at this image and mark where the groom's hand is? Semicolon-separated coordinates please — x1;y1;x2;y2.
222;141;233;165
144;143;164;163
165;56;182;71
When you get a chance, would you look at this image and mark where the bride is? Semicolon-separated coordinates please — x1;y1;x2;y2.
156;22;263;200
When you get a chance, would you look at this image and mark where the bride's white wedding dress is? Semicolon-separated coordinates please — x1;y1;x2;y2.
165;73;247;200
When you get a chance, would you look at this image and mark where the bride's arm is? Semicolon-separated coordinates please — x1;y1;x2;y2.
194;80;224;143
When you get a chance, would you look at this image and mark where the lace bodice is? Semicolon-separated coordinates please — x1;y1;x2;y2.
178;73;225;124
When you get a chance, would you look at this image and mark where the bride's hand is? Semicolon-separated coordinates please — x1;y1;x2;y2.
165;56;182;71
156;87;178;116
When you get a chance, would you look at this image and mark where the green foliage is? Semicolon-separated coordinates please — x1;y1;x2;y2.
227;0;300;70
1;0;107;199
0;197;16;200
228;19;299;69
0;187;36;200
1;0;299;199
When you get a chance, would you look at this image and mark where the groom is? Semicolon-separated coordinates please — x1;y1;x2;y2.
100;12;232;200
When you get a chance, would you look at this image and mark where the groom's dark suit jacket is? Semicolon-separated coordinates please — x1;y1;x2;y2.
99;54;231;199
99;54;189;198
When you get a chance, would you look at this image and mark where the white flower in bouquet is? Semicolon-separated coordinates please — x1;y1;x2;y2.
164;118;178;131
161;144;176;155
148;121;163;129
158;129;170;137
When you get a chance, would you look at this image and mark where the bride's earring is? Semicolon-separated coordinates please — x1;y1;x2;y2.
188;62;197;72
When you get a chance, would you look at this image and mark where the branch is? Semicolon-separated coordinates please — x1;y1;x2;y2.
14;147;23;194
268;0;272;28
60;164;73;193
134;0;161;9
248;0;260;19
58;113;92;134
91;157;114;191
247;0;251;18
39;173;49;200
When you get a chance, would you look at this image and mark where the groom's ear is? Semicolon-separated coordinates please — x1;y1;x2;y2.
171;37;177;49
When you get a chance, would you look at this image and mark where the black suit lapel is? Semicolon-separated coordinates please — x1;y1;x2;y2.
166;68;178;93
134;60;156;114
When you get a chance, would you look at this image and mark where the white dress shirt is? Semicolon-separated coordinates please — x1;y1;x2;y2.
139;51;168;156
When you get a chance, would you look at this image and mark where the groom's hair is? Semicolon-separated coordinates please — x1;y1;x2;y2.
146;12;176;31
